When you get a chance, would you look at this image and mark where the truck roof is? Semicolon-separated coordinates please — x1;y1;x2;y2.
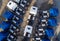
7;1;18;11
30;6;38;16
24;25;33;36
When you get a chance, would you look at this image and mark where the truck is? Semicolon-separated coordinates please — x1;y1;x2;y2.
7;34;17;41
0;21;11;32
2;10;14;21
7;1;25;16
11;15;23;26
49;7;59;17
45;28;54;37
48;18;57;27
22;25;33;41
0;31;9;41
27;6;38;25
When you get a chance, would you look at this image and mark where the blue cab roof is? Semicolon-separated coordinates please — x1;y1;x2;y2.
49;7;59;17
2;11;14;20
45;28;54;37
0;32;9;41
0;21;11;31
48;18;57;26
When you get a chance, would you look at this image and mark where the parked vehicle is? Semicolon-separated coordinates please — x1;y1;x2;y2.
40;7;58;18
2;11;14;20
42;11;49;18
23;25;33;37
41;19;48;27
11;15;23;26
0;31;9;41
38;28;45;36
22;25;33;41
9;29;17;35
45;28;54;37
9;28;19;35
7;34;17;41
15;7;25;16
49;7;59;17
48;18;57;27
30;6;38;16
0;21;11;32
7;1;18;11
27;6;38;25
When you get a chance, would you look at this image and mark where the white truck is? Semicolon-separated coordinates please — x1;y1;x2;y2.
23;25;33;37
27;6;38;23
7;1;18;11
22;25;33;41
7;1;25;16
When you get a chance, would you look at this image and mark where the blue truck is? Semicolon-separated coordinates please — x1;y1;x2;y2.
0;21;11;32
49;7;59;17
42;37;50;41
12;16;23;26
2;10;23;26
2;11;14;20
0;32;9;41
45;28;54;37
48;18;57;27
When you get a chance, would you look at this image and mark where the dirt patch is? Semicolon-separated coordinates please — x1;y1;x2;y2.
0;0;9;15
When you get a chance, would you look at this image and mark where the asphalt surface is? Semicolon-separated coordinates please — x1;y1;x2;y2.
54;0;60;22
0;0;2;9
35;0;48;7
54;0;60;41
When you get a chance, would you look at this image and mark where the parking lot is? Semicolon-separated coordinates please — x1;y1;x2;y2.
0;0;60;41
